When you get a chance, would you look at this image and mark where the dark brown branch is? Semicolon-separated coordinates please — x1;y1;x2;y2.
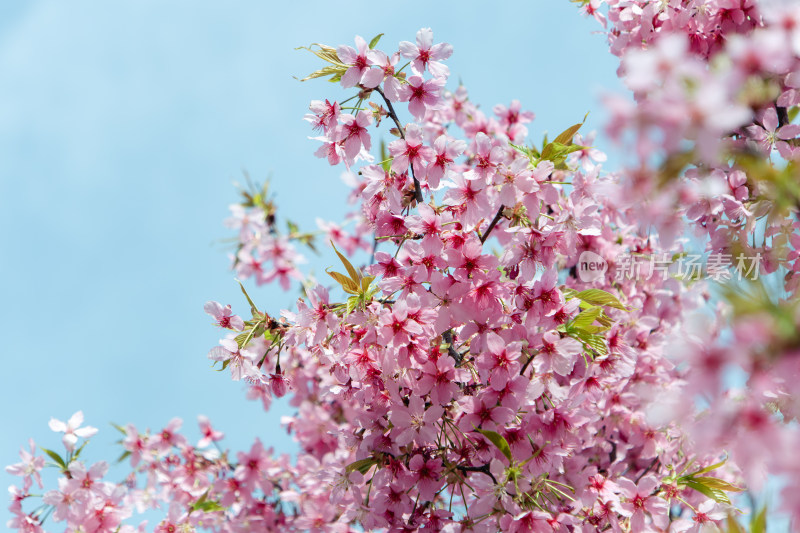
777;104;790;128
480;206;505;244
634;457;660;483
456;463;498;484
374;86;424;204
519;349;538;376
442;330;463;366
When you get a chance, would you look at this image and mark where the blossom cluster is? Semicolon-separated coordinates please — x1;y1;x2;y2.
195;27;738;531
581;1;800;524
9;3;800;532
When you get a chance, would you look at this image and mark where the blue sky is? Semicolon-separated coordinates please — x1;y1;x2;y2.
0;0;623;526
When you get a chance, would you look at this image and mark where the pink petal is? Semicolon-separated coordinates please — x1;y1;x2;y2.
48;418;67;433
777;124;800;140
762;107;779;132
416;28;434;49
67;411;84;429
336;45;358;65
398;41;418;59
340;66;363;89
361;67;384;89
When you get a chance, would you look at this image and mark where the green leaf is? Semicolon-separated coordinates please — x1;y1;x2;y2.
331;242;361;284
295;43;343;66
561;287;578;299
684;458;728;478
346;296;359;315
540;142;587;163
361;275;375;293
116;450;132;464
573;330;608;356
750;504;767;533
509;142;538;161
658;149;696;185
234;331;251;348
346;457;377;475
581;324;610;334
40;447;66;469
111;423;127;435
238;280;259;314
685;479;731;504
327;269;360;294
726;515;746;533
299;64;347;82
475;428;512;462
72;440;90;459
552;114;588;146
574;289;628;310
369;33;384;49
571;307;601;330
213;358;231;372
191;498;226;513
691;477;743;493
380;140;392;173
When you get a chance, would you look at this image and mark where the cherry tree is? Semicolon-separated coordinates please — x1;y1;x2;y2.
8;1;800;531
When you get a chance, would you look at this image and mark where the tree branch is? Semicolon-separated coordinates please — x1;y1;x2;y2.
480;206;505;244
374;86;423;204
456;463;498;484
442;330;464;366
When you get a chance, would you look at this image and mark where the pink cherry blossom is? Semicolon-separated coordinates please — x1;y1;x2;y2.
398;28;453;78
337;35;383;89
48;411;98;452
204;301;245;331
397;75;445;120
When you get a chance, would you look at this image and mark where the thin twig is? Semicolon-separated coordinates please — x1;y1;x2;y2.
369;236;378;265
375;86;424;204
634;457;660;484
480;206;505;244
519;349;538;376
442;330;464;366
456;463;498;484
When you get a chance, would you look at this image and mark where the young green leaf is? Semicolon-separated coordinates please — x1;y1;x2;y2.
191;498;226;513
684;479;731;504
40;447;67;469
331;242;361;284
726;515;746;533
237;280;259;314
570;307;602;330
686;458;727;477
750;504;767;533
295;43;343;66
552;114;588;146
299;64;347;83
574;289;628;310
690;477;743;493
116;450;132;464
346;457;378;475
72;440;89;459
327;270;360;294
475;428;513;462
573;330;608;356
369;33;384;49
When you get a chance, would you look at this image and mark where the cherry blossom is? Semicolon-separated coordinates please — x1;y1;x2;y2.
47;411;98;452
10;14;800;532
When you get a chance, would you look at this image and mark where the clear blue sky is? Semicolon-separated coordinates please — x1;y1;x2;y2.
0;0;624;526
